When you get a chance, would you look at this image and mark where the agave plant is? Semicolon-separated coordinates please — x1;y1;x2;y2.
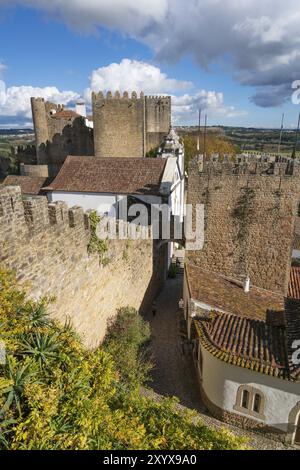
27;303;51;328
18;331;61;369
1;356;37;416
0;413;17;449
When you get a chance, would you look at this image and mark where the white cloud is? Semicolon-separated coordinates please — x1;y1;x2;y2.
85;59;192;99
0;58;245;126
2;0;300;107
85;59;244;123
0;0;168;33
172;91;247;124
0;80;79;125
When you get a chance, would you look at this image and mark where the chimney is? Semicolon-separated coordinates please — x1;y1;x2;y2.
244;276;250;293
76;99;86;118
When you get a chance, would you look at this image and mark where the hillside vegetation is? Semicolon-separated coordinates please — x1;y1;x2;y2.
180;133;238;171
0;268;247;450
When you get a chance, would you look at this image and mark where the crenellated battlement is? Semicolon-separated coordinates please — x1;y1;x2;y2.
0;186;90;244
145;95;171;105
91;90;171;102
187;153;300;296
92;90;145;102
191;155;300;177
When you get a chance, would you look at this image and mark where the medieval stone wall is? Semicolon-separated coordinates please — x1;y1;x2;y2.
187;159;300;295
0;185;165;348
31;98;94;174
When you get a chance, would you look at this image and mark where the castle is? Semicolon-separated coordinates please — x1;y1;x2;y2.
2;87;300;445
0;91;176;347
29;91;171;176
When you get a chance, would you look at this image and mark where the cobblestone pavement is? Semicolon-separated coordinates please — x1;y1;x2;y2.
145;273;296;451
146;272;204;412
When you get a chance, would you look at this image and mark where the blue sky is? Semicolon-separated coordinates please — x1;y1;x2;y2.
1;1;300;128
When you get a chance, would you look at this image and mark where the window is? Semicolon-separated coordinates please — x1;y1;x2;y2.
253;393;262;414
242;390;249;409
234;385;266;420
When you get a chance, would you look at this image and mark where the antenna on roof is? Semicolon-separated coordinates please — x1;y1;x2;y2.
203;114;207;158
197;109;202;152
292;112;300;160
277;113;284;155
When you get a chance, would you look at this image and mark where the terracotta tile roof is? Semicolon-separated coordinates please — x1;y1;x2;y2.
44;156;167;196
288;267;300;300
52;110;80;120
186;263;284;322
195;312;291;380
2;175;52;195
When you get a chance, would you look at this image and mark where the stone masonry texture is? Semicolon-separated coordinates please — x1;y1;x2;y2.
0;186;165;348
31;98;94;174
187;159;300;295
92;91;171;158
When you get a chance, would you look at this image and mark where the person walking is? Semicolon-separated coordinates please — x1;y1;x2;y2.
152;300;157;317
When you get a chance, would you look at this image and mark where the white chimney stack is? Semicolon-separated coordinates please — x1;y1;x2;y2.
244;276;250;293
76;99;86;118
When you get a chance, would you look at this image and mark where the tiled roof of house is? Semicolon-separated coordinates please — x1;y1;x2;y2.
187;263;300;381
195;312;290;379
186;263;284;322
52;110;80;120
43;156;167;196
1;175;52;195
288;267;300;300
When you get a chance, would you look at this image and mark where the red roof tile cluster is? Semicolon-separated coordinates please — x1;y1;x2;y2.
187;263;300;381
186;263;284;322
44;156;167;196
195;312;290;379
52;110;80;120
288;267;300;300
2;175;52;195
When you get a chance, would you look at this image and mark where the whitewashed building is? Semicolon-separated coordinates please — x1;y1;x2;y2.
184;263;300;445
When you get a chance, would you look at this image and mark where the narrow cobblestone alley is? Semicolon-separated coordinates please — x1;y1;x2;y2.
146;271;205;412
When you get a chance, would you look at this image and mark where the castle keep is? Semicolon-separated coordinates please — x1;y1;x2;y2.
92;91;171;158
187;158;300;295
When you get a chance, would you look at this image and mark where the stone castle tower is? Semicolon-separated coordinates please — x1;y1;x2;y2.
92;91;171;158
30;92;171;172
187;157;300;295
31;98;94;175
